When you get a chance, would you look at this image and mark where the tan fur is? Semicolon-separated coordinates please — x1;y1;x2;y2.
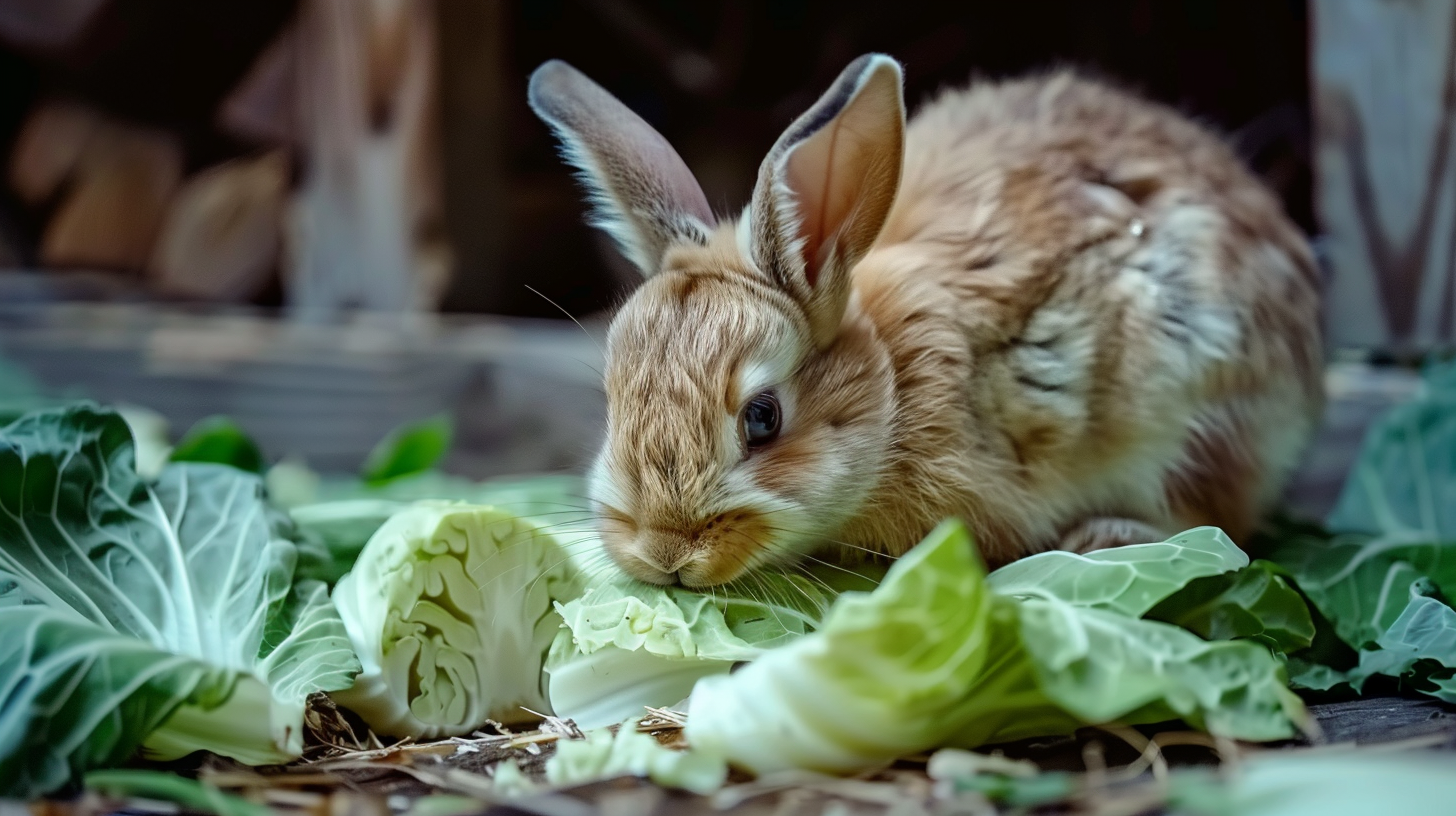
537;59;1324;586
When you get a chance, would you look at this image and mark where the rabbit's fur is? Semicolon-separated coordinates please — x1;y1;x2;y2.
529;55;1323;587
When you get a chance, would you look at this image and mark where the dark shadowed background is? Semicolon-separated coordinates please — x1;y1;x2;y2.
1;0;1448;508
0;0;1314;319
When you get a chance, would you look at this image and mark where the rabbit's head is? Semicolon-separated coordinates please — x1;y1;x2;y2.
529;55;905;586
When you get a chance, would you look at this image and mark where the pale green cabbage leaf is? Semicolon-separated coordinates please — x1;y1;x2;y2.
544;721;727;795
543;563;884;729
684;520;1302;776
985;527;1249;615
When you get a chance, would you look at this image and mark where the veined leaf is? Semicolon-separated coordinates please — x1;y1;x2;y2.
1327;359;1456;539
1147;561;1316;653
986;527;1248;617
1270;532;1456;650
0;405;359;797
0;606;239;796
169;416;265;474
1267;360;1456;703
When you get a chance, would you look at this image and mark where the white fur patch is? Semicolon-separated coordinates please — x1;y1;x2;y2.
586;451;630;513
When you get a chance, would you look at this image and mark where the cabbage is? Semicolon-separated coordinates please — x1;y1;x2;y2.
277;470;592;587
0;406;360;797
544;722;727;794
543;563;884;729
684;520;1302;776
329;503;582;737
1269;359;1456;699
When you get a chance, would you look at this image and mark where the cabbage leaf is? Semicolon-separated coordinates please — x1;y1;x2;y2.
985;527;1249;615
544;722;727;794
1147;561;1316;653
0;406;360;798
544;563;884;729
684;520;1301;776
1268;359;1456;699
1325;359;1456;539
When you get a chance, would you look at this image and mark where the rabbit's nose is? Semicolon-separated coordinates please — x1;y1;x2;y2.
640;529;697;574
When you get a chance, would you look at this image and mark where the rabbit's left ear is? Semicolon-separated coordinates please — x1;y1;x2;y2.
749;54;905;349
528;60;715;277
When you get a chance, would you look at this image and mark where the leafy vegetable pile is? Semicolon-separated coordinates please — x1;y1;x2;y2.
686;524;1303;775
0;407;358;795
2;359;1455;803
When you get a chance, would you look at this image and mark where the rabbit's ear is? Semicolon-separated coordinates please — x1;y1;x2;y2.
529;60;714;277
749;54;905;348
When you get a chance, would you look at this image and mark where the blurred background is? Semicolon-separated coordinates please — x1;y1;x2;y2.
0;0;1451;511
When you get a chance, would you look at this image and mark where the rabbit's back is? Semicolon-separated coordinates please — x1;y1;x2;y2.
848;71;1323;563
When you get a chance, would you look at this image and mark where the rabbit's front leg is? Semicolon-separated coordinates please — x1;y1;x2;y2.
1058;517;1170;553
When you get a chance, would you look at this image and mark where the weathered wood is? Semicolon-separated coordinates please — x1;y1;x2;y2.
148;151;289;301
0;290;605;476
1307;697;1456;748
434;0;510;314
0;0;108;51
283;0;450;316
1313;0;1456;352
7;101;100;205
22;107;184;274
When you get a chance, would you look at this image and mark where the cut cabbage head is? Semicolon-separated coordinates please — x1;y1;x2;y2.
330;502;582;738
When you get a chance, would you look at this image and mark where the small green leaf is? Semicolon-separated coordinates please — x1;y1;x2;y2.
1147;561;1315;652
359;415;453;485
170;416;265;474
84;769;271;816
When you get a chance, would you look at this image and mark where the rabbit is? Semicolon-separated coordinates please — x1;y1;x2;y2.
527;53;1324;588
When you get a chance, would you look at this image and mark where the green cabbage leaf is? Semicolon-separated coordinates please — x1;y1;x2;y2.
0;406;360;798
1268;359;1456;700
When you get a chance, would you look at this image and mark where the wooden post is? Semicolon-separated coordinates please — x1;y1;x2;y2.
1313;0;1456;353
270;0;450;317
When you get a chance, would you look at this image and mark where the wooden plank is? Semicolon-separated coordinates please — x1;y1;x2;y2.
1307;697;1456;748
0;293;606;475
1313;0;1456;352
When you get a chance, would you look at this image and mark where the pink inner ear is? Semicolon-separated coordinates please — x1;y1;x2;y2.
781;76;902;288
785;127;849;285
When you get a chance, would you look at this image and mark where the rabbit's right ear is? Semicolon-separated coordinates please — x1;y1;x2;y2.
528;60;715;277
748;54;905;350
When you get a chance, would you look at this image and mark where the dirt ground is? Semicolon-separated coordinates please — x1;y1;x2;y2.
34;695;1453;816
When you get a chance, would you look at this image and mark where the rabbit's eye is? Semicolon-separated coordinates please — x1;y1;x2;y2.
741;392;781;448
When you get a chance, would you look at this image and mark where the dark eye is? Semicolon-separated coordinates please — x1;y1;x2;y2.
741;392;781;448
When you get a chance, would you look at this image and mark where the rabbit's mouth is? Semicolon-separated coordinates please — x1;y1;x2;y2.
595;504;782;588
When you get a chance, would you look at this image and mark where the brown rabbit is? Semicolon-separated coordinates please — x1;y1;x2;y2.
528;54;1323;588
